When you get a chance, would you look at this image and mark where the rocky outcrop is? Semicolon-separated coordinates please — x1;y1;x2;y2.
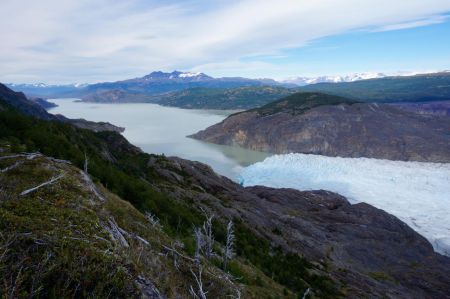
154;156;450;299
54;114;125;133
28;97;58;109
190;93;450;162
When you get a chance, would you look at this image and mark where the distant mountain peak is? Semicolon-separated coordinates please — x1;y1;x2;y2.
142;71;212;80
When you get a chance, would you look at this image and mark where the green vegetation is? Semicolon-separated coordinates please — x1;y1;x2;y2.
82;86;297;110
298;72;450;103
235;223;340;298
153;86;296;109
249;92;358;116
0;97;341;298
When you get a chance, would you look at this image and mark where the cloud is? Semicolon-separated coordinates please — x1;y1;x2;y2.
1;0;450;83
373;14;449;32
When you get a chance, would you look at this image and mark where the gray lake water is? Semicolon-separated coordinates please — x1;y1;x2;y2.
49;99;270;179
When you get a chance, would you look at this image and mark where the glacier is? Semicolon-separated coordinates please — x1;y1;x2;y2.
239;153;450;256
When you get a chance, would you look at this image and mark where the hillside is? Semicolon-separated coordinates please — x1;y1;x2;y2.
190;92;450;162
80;86;296;109
297;72;450;102
247;92;359;115
0;83;123;133
151;86;296;109
2;84;450;298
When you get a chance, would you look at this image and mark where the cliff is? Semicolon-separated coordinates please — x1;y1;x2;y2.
190;92;450;162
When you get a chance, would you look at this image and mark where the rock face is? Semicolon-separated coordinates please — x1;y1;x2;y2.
28;97;58;109
54;115;125;133
190;92;450;162
158;156;450;299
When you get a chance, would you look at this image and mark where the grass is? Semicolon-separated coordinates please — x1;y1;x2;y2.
248;92;358;116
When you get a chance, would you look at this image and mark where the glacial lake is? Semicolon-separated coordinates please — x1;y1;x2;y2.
48;99;270;179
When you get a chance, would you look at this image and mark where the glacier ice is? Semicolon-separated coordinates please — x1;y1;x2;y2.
239;153;450;256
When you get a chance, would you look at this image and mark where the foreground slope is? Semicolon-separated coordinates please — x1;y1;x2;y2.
190;92;450;162
1;84;450;298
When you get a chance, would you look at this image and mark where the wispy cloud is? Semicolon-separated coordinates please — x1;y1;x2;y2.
374;14;449;32
1;0;450;83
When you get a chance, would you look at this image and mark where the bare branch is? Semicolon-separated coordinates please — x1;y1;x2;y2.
200;209;214;259
84;152;89;174
193;227;204;263
302;288;311;299
105;217;129;247
1;160;25;173
0;154;27;160
46;157;71;164
145;211;161;229
161;244;196;263
0;152;41;161
189;266;208;299
80;170;105;201
20;173;64;196
223;220;235;272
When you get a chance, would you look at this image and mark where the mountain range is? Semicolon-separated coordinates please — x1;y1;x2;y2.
7;71;288;98
7;71;450;110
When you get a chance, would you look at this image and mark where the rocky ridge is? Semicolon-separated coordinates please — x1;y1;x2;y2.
190;92;450;162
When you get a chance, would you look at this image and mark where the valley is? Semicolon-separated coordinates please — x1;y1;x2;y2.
3;2;450;298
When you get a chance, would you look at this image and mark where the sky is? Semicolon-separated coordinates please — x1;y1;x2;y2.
1;0;450;84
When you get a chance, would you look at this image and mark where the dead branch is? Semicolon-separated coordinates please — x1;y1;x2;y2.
26;152;42;160
80;170;105;201
106;217;129;247
46;157;72;164
83;152;89;174
189;266;208;299
145;211;161;229
20;173;64;196
0;154;27;160
200;208;214;259
1;160;25;173
223;220;235;272
193;227;204;263
161;244;196;263
302;288;310;299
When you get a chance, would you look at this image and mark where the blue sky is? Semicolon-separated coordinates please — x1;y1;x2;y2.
1;0;450;83
240;20;450;79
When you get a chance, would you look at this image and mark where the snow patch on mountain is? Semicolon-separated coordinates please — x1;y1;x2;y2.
281;70;445;86
282;72;386;85
7;83;87;88
239;153;450;256
178;72;202;78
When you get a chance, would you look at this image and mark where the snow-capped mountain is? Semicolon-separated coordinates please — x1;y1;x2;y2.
140;71;212;81
6;82;88;97
7;82;88;89
282;72;386;86
282;70;450;86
